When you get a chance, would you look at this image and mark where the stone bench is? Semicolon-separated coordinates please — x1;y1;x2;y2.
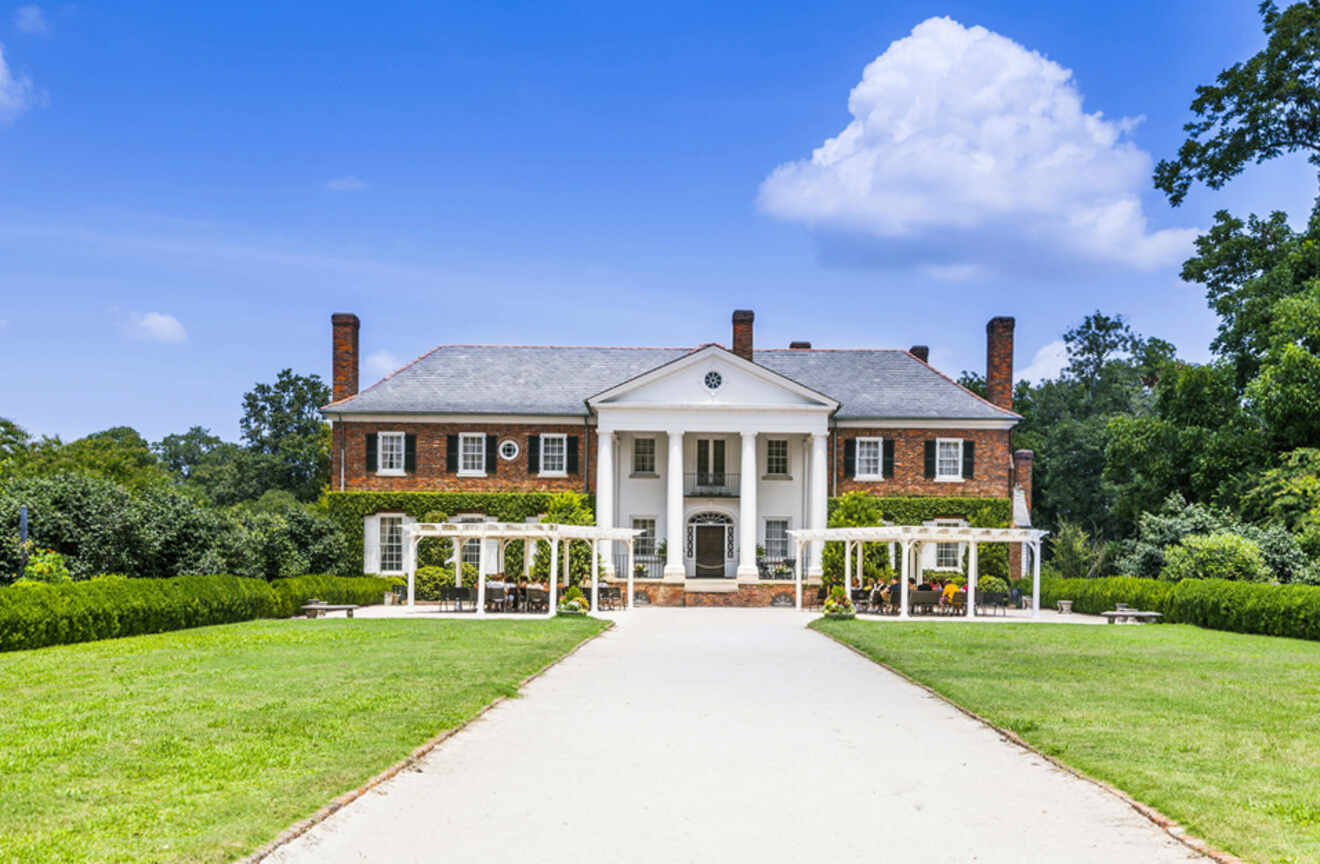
1100;609;1161;624
301;603;359;619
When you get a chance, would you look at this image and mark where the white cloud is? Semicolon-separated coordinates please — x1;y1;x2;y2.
14;5;48;34
130;312;188;344
1018;339;1068;383
325;176;368;191
758;17;1198;274
0;44;38;122
365;349;401;380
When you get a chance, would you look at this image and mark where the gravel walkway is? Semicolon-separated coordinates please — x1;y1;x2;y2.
265;609;1203;863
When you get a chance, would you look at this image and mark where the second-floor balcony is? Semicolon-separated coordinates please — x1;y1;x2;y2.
684;472;740;497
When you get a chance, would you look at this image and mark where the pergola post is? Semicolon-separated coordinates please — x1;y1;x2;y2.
844;539;852;591
563;540;571;596
523;538;533;579
899;539;910;618
590;539;599;613
548;536;559;618
626;539;636;609
1031;540;1041;618
966;540;977;619
794;539;803;611
475;533;488;615
407;531;417;609
454;538;462;587
858;542;865;589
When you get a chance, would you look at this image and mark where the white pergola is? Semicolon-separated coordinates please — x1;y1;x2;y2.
404;521;644;618
787;525;1049;617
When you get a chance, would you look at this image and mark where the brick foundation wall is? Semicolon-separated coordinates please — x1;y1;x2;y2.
832;428;1013;499
333;421;594;493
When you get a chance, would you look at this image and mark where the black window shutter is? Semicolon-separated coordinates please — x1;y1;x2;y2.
485;434;497;474
566;436;579;473
528;435;540;474
883;439;895;479
404;434;417;473
843;438;856;478
963;440;975;480
366;433;378;472
446;434;458;473
924;440;936;479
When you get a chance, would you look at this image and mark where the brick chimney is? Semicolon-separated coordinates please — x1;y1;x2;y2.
732;310;754;361
332;313;360;401
909;345;930;363
1014;449;1034;511
985;316;1015;410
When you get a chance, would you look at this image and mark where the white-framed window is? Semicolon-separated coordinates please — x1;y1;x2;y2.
764;518;790;559
498;439;519;461
766;439;789;476
459;433;486;476
934;518;964;570
632;517;656;556
457;515;484;568
378;431;405;475
856;437;883;479
540;433;567;475
633;438;656;474
379;515;404;573
936;438;963;481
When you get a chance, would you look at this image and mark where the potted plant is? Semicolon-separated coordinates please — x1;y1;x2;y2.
557;585;589;616
822;585;856;620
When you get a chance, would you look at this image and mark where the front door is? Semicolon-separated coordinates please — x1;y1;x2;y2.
694;525;725;577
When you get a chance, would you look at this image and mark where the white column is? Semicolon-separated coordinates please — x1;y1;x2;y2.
844;539;853;590
476;533;488;616
548;537;559;617
1032;540;1041;618
737;431;758;580
899;540;910;618
596;431;615;576
966;541;977;619
523;538;533;579
664;430;685;580
858;543;865;588
407;532;417;608
794;539;804;610
590;539;599;613
454;539;462;587
808;432;828;578
626;539;636;609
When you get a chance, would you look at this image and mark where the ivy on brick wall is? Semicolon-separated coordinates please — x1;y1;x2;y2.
828;495;1012;528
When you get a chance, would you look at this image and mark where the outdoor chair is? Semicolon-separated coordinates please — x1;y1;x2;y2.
911;591;939;614
486;587;507;612
454;586;474;611
851;589;870;613
950;593;966;614
526;588;549;613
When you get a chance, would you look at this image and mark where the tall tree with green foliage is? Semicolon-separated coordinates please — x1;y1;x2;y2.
239;370;332;501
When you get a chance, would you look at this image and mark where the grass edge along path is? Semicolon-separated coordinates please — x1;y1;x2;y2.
809;620;1320;864
0;616;609;864
242;616;612;863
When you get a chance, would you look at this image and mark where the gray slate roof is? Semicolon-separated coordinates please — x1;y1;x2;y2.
323;345;1018;421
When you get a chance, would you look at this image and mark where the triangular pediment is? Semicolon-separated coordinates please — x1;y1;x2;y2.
587;344;838;410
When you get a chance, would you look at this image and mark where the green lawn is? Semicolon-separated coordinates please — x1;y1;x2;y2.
812;620;1320;864
0;616;606;864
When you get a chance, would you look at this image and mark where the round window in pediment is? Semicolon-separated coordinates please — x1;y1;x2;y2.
704;370;723;391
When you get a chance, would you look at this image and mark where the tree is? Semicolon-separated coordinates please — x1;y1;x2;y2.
1155;1;1320;207
4;427;171;491
239;370;331;501
0;419;30;466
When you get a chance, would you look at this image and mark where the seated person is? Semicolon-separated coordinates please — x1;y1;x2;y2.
942;581;960;604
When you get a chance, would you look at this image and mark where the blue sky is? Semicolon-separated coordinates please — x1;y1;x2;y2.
1;1;1315;442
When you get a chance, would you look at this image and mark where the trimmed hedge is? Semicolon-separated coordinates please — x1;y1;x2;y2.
0;573;398;652
1040;576;1320;642
828;495;1012;527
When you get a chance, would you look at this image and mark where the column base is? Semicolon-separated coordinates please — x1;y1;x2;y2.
663;564;686;581
735;564;759;581
808;566;824;580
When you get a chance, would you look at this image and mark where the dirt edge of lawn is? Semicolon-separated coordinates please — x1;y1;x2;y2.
239;618;614;864
808;622;1248;864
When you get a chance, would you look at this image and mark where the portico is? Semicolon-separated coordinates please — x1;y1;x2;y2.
587;344;836;596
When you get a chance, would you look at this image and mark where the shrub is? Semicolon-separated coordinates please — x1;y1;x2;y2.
0;572;398;652
1160;533;1270;583
823;585;856;619
23;548;70;584
558;584;588;614
1039;576;1176;616
976;575;1008;594
1166;579;1320;640
1049;520;1112;579
414;563;478;599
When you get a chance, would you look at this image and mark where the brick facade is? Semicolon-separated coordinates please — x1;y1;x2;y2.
831;427;1013;500
334;421;595;493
